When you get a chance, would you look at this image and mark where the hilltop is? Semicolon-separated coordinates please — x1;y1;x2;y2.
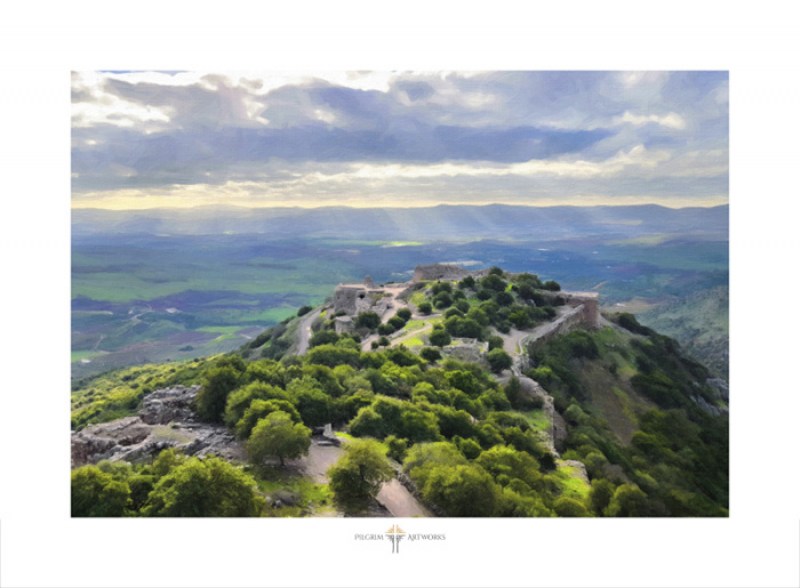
71;264;728;518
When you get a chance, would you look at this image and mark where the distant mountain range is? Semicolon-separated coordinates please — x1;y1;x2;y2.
72;204;729;242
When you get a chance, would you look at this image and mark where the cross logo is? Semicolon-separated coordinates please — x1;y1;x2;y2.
386;524;406;554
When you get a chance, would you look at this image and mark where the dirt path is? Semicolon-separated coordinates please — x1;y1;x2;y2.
376;479;433;517
300;440;432;517
295;308;321;355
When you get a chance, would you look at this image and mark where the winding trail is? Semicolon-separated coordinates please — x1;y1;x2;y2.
295;308;321;355
300;440;431;517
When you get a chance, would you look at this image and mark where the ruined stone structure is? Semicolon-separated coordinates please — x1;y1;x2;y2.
334;315;354;334
440;338;489;365
412;263;471;283
333;284;395;317
332;285;367;315
560;291;600;329
537;290;600;330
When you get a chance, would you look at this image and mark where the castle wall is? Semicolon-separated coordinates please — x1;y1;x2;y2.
412;264;470;282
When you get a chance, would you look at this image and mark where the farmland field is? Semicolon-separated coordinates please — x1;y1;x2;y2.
72;206;728;380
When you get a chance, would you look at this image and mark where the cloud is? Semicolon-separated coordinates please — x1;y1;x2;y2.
71;71;729;208
615;111;687;130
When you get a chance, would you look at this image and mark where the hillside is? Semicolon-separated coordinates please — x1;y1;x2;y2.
71;265;728;518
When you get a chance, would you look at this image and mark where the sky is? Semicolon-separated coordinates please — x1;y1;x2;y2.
71;71;728;210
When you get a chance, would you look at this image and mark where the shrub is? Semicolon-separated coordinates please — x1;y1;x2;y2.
355;312;381;330
143;456;263;517
487;349;513;373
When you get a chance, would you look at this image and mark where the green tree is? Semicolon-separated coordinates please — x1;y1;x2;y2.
420;347;442;362
403;441;468;488
428;328;452;347
355;311;381;330
196;366;241;423
422;464;501;516
309;329;340;348
480;274;507;292
475;445;542;489
589;478;616;515
487;348;513;373
606;483;650;517
553;496;590;517
486;335;504;351
143;456;264;517
417;301;433;315
235;398;301;439
458;276;476;289
287;377;332;426
247;411;311;467
385;435;409;462
297;305;313;317
224;381;288;428
306;343;361;369
396;307;412;321
71;465;131;517
328;438;394;512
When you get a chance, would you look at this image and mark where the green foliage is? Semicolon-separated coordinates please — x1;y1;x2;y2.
309;329;340;348
475;445;542;489
328;438;394;512
306;343;361;369
420;347;442;362
396;308;412;321
247;411;311;466
454;436;482;459
71;359;207;429
417;301;433;314
235;398;301;439
385;435;409;462
606;483;650;517
403;441;468;488
444;316;482;339
421;464;502;516
433;292;453;309
428;328;452;347
480;274;507;292
353;311;380;330
487;348;513;373
71;465;131;517
377;323;396;336
287;377;332;427
486;335;504;351
589;478;616;515
142;455;263;517
224;381;288;428
349;396;440;442
196;365;242;423
297;305;313;317
615;312;654;335
458;275;476;289
553;496;590;517
541;280;561;291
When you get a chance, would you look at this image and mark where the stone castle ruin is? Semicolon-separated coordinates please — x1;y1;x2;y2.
332;266;599;337
412;263;472;282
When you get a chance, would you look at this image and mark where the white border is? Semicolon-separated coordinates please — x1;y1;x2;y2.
1;2;799;587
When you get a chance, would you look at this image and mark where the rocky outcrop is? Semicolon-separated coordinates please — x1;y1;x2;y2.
71;385;245;467
139;385;199;424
